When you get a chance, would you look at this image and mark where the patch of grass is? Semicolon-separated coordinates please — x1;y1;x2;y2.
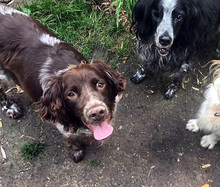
8;123;15;127
111;0;137;27
19;0;133;60
20;141;45;161
110;61;119;69
89;159;101;166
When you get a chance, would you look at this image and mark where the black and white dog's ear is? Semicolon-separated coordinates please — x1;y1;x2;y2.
131;0;155;40
181;1;213;48
91;60;126;93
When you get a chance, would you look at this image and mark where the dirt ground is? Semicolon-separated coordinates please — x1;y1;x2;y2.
1;1;220;187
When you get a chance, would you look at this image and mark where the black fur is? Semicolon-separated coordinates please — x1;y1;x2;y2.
131;0;220;99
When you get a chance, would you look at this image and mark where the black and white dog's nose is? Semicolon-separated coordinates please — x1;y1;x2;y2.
159;35;172;46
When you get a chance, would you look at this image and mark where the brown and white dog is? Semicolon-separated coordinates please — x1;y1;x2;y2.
186;60;220;149
0;5;126;162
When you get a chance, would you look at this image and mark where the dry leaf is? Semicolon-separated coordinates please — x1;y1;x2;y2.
192;87;199;91
202;164;211;168
144;89;154;95
5;86;16;93
120;42;124;49
122;56;128;64
1;146;6;159
16;85;24;93
181;82;185;89
201;184;209;187
150;165;155;169
0;120;2;128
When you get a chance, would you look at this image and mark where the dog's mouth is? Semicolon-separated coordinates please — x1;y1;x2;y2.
158;47;170;56
84;117;113;140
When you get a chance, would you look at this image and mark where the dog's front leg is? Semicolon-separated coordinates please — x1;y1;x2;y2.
56;124;85;163
164;63;191;99
66;137;85;163
130;67;146;84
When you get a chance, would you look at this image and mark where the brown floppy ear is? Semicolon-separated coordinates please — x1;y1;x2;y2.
91;60;126;93
36;75;63;124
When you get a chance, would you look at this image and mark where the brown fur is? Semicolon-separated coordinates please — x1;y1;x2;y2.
0;5;126;162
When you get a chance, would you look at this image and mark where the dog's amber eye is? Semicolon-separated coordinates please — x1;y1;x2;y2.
67;91;77;98
97;82;105;89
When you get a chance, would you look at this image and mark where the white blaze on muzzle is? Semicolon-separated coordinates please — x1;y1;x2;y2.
155;0;177;48
82;85;113;140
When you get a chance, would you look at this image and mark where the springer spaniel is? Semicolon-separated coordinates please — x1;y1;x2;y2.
0;5;126;163
131;0;220;99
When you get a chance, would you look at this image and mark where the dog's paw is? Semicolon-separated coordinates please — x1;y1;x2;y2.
164;84;178;99
1;101;23;119
186;119;200;132
200;135;216;149
130;69;146;84
70;148;84;163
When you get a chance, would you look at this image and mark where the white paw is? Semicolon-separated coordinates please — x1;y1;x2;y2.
1;102;22;119
186;119;200;132
200;135;216;149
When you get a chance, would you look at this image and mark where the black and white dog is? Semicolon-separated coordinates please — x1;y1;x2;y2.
131;0;220;99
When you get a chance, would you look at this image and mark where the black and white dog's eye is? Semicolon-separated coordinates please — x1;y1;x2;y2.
176;14;183;21
152;10;160;19
97;82;105;89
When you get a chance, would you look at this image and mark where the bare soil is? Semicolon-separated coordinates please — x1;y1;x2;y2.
1;1;220;187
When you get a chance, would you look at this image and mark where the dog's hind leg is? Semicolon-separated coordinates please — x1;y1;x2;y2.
0;71;23;118
0;87;23;119
164;62;191;99
130;67;146;84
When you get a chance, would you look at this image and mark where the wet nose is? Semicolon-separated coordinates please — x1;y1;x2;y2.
159;35;172;46
88;107;106;122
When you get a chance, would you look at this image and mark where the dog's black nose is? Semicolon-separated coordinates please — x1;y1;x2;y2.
159;35;172;46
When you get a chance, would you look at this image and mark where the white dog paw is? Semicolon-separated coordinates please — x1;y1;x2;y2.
186;119;199;132
200;135;216;149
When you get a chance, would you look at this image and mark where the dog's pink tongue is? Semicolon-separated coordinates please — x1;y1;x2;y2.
86;120;113;140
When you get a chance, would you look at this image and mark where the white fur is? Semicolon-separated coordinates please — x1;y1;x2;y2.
56;66;71;75
186;77;220;149
39;33;61;46
39;57;70;93
2;103;20;118
0;74;8;81
155;0;177;48
39;57;53;92
0;5;27;16
55;123;92;138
